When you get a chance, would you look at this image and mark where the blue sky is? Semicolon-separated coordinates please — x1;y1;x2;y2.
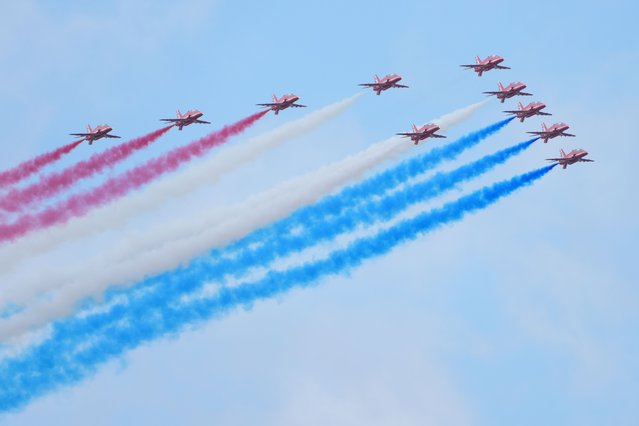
1;0;638;424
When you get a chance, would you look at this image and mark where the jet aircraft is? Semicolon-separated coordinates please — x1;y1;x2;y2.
527;122;575;143
161;109;210;130
483;82;532;103
257;94;306;115
358;74;408;95
460;55;510;77
396;123;446;145
546;148;593;169
504;101;551;122
69;124;121;145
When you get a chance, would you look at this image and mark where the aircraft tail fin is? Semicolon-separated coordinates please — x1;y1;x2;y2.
518;101;524;110
560;149;567;158
475;55;481;64
272;93;279;102
412;124;418;132
542;122;548;131
87;124;92;133
176;108;182;118
498;82;504;91
374;74;380;83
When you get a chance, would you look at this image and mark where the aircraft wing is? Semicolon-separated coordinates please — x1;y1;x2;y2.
580;159;594;162
69;133;92;137
503;110;519;114
526;131;545;136
483;91;501;95
160;118;181;122
519;92;533;96
459;64;478;69
194;119;211;124
394;84;409;88
396;132;420;137
256;103;278;107
290;104;307;108
358;83;377;87
431;134;446;138
537;112;552;116
495;65;511;69
545;158;563;162
104;134;121;139
563;133;576;137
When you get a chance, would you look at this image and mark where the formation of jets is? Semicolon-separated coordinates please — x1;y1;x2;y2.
66;56;592;170
357;74;445;143
459;54;591;169
68;94;308;145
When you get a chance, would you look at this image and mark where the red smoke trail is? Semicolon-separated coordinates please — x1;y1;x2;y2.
0;126;172;214
0;140;83;188
0;110;268;243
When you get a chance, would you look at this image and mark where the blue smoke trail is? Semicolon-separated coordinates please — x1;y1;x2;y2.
0;163;554;412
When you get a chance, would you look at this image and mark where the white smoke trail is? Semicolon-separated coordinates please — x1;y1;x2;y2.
0;94;362;276
0;100;486;340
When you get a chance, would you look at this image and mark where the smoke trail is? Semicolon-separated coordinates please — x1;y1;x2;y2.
0;165;555;412
0;105;495;321
0;137;535;339
0;111;267;243
0;127;171;213
0;95;361;273
0;140;83;188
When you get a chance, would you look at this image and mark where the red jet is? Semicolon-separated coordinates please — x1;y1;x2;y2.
504;101;551;122
396;123;446;145
460;55;510;77
257;94;306;115
358;74;408;95
546;148;593;169
527;122;575;143
161;109;210;131
483;82;532;103
69;124;121;145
